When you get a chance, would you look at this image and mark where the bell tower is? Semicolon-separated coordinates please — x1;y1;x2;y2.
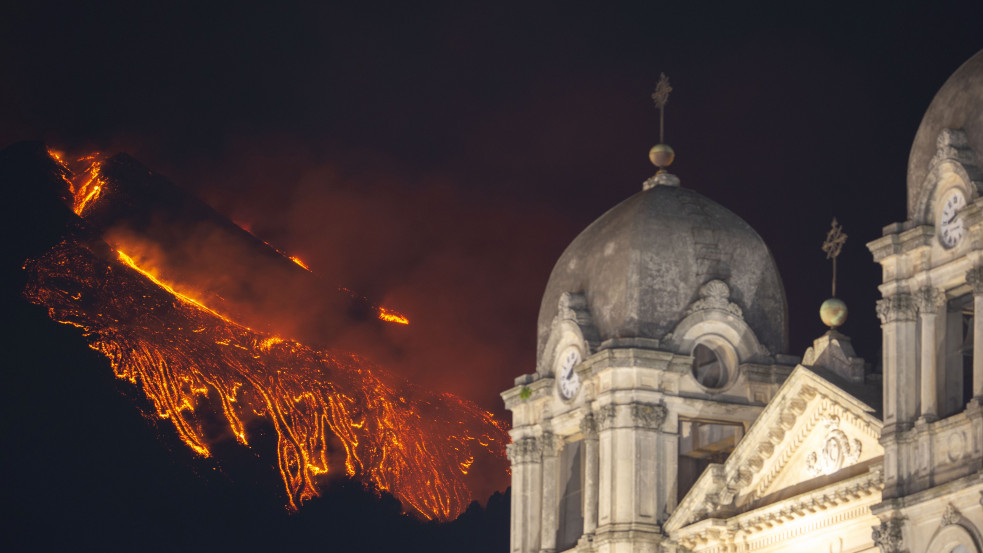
503;77;798;553
866;50;983;553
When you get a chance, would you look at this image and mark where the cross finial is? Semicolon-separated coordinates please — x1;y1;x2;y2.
651;73;672;143
822;218;848;297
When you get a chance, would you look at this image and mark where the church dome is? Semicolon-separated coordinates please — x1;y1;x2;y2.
907;49;983;220
537;183;788;366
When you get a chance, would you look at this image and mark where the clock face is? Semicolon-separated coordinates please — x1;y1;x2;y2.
940;189;967;248
557;348;581;400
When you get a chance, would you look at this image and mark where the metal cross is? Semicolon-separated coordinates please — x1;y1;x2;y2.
822;218;847;297
651;73;672;143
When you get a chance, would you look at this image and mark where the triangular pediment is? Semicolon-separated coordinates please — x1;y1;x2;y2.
665;365;883;533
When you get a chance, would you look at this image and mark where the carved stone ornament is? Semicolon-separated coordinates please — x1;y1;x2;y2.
876;294;917;324
805;416;862;477
539;431;559;458
580;413;598;439
630;403;668;430
506;436;542;464
940;503;961;527
686;279;743;318
966;267;983;296
598;404;618;430
915;287;946;314
930;128;977;170
871;517;905;553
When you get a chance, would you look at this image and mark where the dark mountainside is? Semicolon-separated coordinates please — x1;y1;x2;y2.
0;142;509;553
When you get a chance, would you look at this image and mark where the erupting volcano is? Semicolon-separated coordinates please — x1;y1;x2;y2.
14;146;510;521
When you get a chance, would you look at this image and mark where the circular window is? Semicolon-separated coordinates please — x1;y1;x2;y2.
691;342;733;390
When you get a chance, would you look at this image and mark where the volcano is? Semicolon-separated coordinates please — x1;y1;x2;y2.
0;142;509;522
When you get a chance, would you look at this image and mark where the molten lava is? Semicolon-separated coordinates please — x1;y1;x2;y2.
23;149;509;521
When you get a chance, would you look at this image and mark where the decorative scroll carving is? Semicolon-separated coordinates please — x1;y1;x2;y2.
805;416;862;477
876;294;917;324
940;503;961;527
558;291;602;349
930;128;978;170
871;517;906;553
686;279;743;317
915;287;946;314
597;404;618;430
630;403;668;430
580;413;598;439
506;436;542;464
967;267;983;296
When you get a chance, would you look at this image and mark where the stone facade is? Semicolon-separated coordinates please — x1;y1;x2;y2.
503;51;983;553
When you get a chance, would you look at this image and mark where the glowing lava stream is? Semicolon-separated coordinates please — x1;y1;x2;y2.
28;150;509;521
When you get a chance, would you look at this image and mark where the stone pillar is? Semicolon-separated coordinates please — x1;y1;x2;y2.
876;293;919;430
594;401;665;549
968;267;983;400
539;431;558;553
507;435;543;553
916;287;945;420
596;404;616;529
630;403;667;525
580;414;599;536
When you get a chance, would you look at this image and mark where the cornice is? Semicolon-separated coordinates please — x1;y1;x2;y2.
666;366;882;532
670;469;883;550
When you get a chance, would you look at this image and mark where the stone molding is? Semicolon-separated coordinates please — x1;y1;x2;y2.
876;294;917;324
685;279;743;318
673;470;882;547
872;517;906;553
915;287;946;314
966;267;983;295
805;416;863;477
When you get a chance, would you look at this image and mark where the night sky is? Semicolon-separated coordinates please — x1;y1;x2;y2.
2;2;982;551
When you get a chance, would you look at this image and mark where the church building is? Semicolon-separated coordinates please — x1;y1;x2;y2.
502;51;983;553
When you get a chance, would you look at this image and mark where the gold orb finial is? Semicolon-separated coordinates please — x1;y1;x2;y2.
820;297;848;328
649;143;675;168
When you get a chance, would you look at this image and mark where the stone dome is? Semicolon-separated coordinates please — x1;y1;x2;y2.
907;49;983;220
537;184;788;365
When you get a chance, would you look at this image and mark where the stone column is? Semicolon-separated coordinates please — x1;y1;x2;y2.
630;403;667;525
539;431;558;553
916;287;945;420
968;267;983;400
507;435;543;553
596;404;616;530
876;292;919;430
580;414;599;536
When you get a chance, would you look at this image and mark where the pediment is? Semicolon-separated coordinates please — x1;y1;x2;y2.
666;365;883;533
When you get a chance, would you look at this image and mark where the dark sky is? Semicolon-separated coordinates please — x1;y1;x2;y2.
2;0;982;546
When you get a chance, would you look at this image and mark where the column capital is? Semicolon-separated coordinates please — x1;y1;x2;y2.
539;430;560;458
967;266;983;295
871;517;906;553
876;293;917;324
506;435;543;464
631;403;668;430
580;413;598;439
597;404;618;430
914;287;946;314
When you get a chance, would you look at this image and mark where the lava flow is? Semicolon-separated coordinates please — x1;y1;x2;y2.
22;149;509;521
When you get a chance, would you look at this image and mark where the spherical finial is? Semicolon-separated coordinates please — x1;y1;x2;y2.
649;143;675;169
820;297;848;328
